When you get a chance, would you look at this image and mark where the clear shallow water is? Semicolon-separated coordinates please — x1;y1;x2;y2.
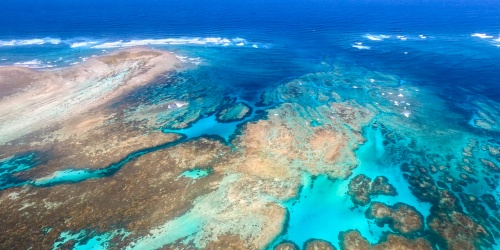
1;0;500;249
270;174;388;249
180;168;212;179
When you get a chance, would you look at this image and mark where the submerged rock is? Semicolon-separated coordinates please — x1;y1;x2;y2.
339;230;431;250
366;202;424;235
428;210;493;250
274;242;299;250
304;239;336;250
481;194;499;211
338;230;370;250
347;174;397;206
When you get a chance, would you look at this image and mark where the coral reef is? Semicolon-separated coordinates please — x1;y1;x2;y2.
428;210;492;249
1;49;499;250
304;239;336;250
339;230;431;250
366;202;423;235
347;174;397;206
0;138;229;249
274;242;299;250
216;102;252;123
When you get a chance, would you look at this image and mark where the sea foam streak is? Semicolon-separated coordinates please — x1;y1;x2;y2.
13;60;54;69
0;37;61;46
352;42;370;50
90;37;259;49
70;42;97;48
365;34;390;41
471;33;494;39
0;37;267;49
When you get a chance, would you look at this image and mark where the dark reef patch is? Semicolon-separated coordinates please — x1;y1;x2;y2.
366;202;424;235
304;239;336;250
216;102;252;123
338;229;431;250
274;241;299;250
347;174;397;206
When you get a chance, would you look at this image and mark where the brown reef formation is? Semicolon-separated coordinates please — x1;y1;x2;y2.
305;239;336;250
347;174;397;206
339;230;432;250
3;50;496;250
0;48;183;178
0;50;380;249
0;138;228;248
216;102;252;123
366;202;423;235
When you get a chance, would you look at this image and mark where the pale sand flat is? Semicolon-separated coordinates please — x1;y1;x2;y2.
0;47;183;144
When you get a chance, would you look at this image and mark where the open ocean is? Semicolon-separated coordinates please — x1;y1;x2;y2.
1;0;500;101
1;0;500;249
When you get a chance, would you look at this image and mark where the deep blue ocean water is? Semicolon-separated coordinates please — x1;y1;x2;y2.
1;0;500;249
1;0;500;102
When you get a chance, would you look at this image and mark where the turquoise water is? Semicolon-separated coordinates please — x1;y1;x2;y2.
270;119;432;249
53;229;129;250
163;114;243;142
1;0;500;249
351;122;432;218
270;174;389;249
180;168;212;179
0;152;41;189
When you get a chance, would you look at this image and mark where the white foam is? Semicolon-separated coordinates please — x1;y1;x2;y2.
0;37;268;50
47;38;61;45
175;55;202;65
88;37;260;49
14;60;41;65
352;44;371;50
92;41;123;49
471;33;494;39
396;35;407;41
19;39;45;45
0;37;61;47
403;109;411;118
70;42;89;48
13;60;54;68
0;40;16;46
419;34;427;39
365;34;390;41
